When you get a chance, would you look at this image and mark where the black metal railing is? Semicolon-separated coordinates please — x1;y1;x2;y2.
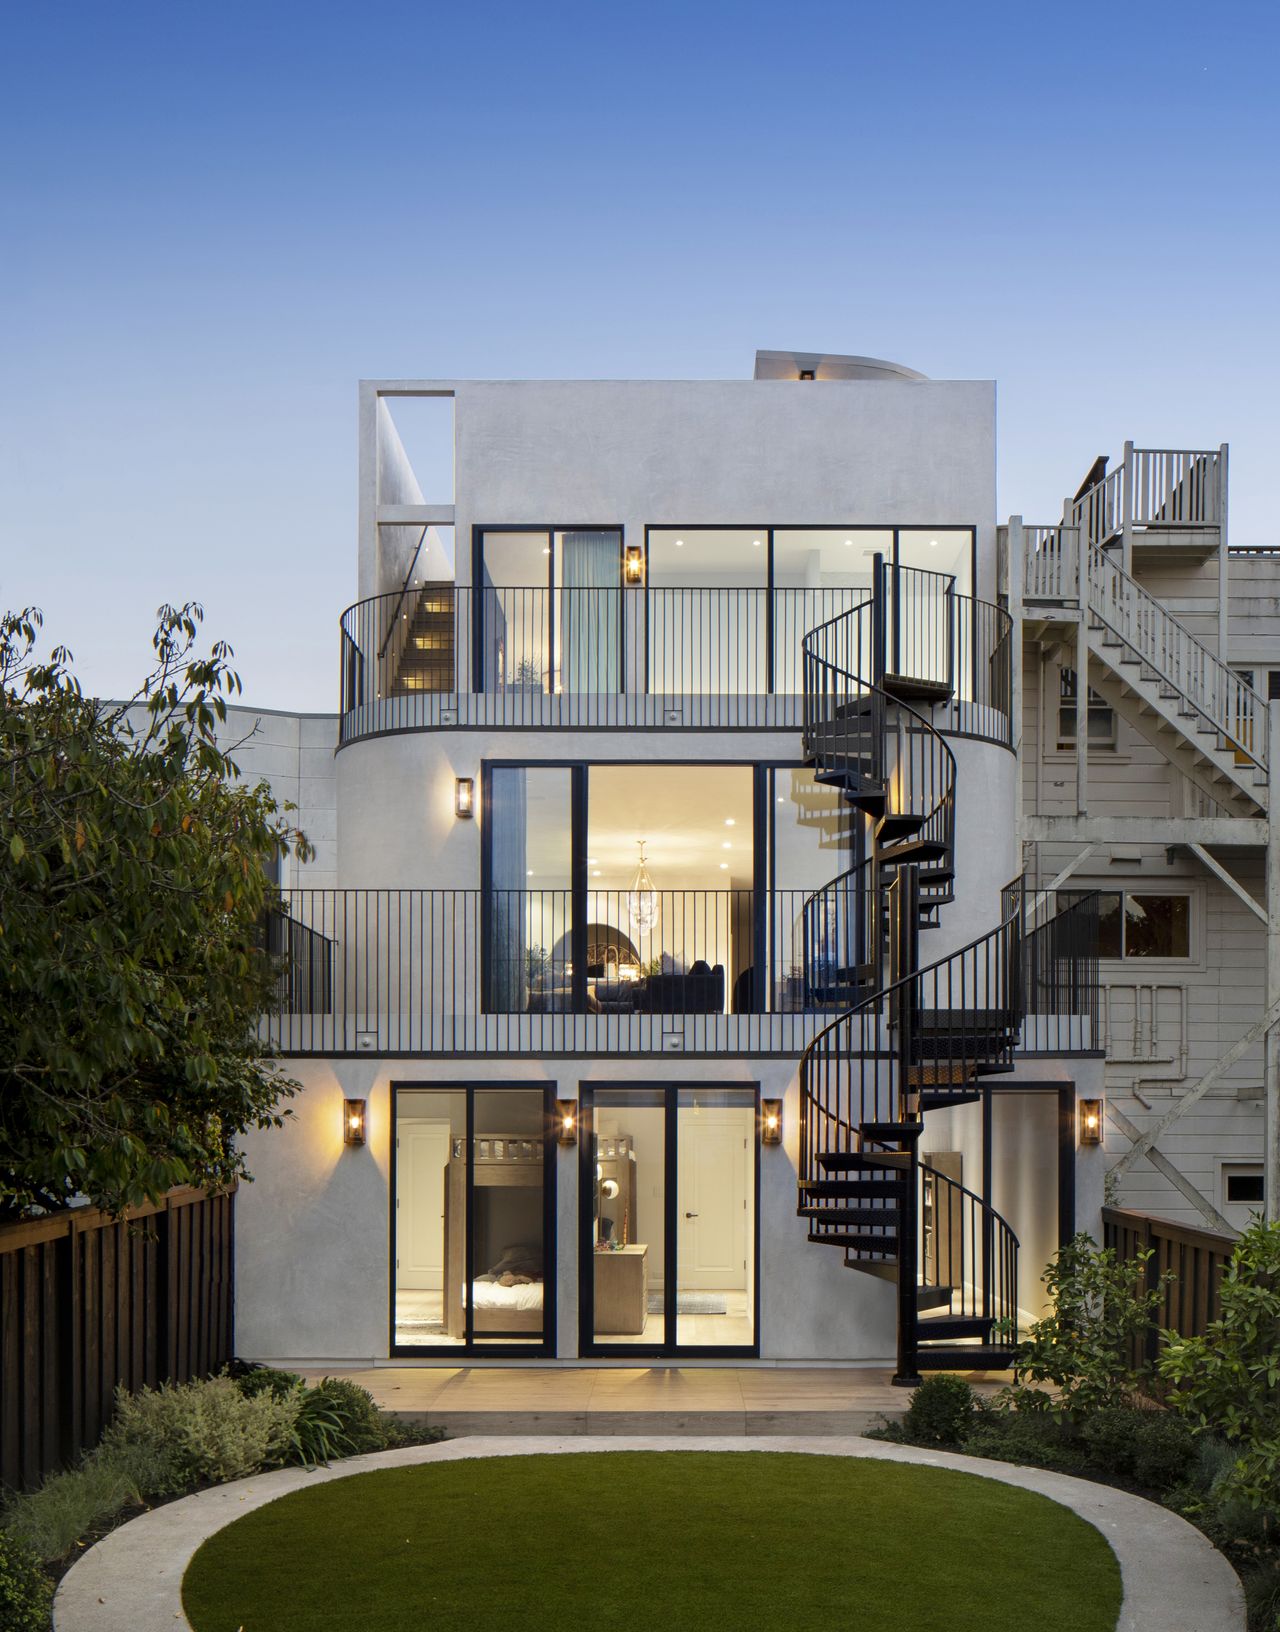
921;1162;1019;1332
336;580;1014;745
1019;889;1101;1054
259;886;877;1057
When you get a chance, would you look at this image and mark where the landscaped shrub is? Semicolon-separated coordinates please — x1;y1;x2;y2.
286;1387;353;1467
309;1378;393;1455
1001;1232;1174;1416
1158;1217;1280;1514
2;1455;140;1563
0;1528;54;1632
100;1376;300;1497
1079;1407;1198;1489
233;1365;305;1402
900;1374;975;1446
963;1406;1091;1476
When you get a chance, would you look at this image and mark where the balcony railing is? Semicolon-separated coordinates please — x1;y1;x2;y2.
338;579;1014;745
261;882;1098;1059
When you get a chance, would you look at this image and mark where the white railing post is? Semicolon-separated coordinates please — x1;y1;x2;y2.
1217;443;1230;656
1121;441;1135;574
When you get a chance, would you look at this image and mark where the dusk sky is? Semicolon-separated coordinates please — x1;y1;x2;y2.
2;0;1277;709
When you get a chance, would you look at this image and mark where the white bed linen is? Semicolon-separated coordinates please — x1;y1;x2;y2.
465;1278;544;1311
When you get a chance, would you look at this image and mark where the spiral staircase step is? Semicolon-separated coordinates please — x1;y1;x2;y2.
881;673;955;705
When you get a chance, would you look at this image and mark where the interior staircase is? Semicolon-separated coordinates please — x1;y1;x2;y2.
798;557;1024;1384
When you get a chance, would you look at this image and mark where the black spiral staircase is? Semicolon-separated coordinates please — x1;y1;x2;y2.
798;558;1024;1386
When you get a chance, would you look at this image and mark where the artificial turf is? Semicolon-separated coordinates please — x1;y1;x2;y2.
182;1451;1123;1632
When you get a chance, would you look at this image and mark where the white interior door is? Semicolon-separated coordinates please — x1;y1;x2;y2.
397;1122;450;1290
677;1110;748;1293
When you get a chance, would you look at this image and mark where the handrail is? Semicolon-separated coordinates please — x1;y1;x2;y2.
1085;542;1268;770
376;524;431;661
920;1160;1020;1333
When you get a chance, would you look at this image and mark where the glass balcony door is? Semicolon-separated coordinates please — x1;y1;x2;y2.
476;529;622;696
581;1085;758;1356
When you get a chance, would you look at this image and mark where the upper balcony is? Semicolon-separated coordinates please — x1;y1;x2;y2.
338;534;1014;749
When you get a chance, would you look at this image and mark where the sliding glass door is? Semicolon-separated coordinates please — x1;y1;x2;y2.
580;1084;758;1356
476;528;622;695
392;1084;554;1355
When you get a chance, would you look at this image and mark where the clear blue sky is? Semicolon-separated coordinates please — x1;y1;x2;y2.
2;0;1276;709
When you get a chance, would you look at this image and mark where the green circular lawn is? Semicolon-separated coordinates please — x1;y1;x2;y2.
183;1452;1122;1632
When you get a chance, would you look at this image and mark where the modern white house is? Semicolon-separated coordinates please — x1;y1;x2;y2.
222;350;1277;1377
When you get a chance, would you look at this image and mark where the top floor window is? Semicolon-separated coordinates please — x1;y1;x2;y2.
1062;890;1190;959
1056;667;1115;750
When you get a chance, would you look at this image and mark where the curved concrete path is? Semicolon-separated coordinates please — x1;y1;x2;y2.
55;1435;1244;1632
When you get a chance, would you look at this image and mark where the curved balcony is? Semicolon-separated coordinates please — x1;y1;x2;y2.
337;577;1014;748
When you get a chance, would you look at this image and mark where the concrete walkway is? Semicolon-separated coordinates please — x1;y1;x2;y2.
55;1436;1244;1632
295;1363;1008;1435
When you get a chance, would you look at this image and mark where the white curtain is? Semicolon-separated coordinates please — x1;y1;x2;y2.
561;531;620;692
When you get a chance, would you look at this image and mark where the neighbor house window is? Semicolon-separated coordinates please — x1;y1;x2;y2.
1063;891;1191;959
1057;667;1115;750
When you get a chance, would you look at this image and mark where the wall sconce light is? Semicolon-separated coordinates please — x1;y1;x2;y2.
1078;1098;1103;1146
343;1098;367;1147
761;1099;783;1145
554;1099;577;1146
624;544;645;584
455;777;475;818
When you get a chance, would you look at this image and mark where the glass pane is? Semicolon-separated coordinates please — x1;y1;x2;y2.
772;530;885;695
676;1088;755;1348
592;1089;664;1346
647;529;767;696
586;764;751;1013
470;1089;548;1346
896;529;972;598
1096;893;1123;958
479;530;551;692
555;530;621;693
770;767;861;1012
394;1089;467;1348
1124;895;1189;959
489;767;573;1011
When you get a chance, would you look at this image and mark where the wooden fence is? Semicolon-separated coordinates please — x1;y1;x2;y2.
1102;1205;1235;1368
0;1186;235;1493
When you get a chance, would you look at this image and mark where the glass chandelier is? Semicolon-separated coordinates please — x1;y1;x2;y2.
625;839;659;934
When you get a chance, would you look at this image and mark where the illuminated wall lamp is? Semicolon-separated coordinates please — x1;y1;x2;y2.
455;776;475;818
554;1099;578;1146
1078;1098;1103;1146
761;1099;783;1145
343;1098;367;1147
624;544;645;584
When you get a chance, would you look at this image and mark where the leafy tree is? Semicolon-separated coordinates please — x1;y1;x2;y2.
0;604;311;1218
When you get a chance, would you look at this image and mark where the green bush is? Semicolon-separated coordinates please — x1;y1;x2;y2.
0;1528;54;1632
3;1455;140;1563
287;1388;353;1467
100;1377;299;1496
1158;1217;1280;1513
382;1417;447;1450
962;1407;1091;1476
1079;1407;1198;1489
234;1366;305;1402
901;1375;976;1446
1001;1232;1174;1417
309;1378;393;1455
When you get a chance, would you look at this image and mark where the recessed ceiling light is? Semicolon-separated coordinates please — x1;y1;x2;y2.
724;818;736;827
719;862;729;870
777;795;784;803
593;870;601;878
526;869;533;876
930;539;938;547
843;538;853;547
541;546;551;555
752;538;762;547
674;538;684;547
587;857;597;864
721;841;732;850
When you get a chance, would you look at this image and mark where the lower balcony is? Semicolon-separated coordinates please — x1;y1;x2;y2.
262;888;1098;1059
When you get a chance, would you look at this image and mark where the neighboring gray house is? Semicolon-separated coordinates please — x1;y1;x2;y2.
219;351;1275;1376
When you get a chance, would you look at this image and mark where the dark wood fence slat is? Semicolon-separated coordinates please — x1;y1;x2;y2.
0;1187;236;1494
1102;1205;1234;1372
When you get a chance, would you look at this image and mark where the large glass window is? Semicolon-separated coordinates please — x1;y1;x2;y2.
772;530;886;694
647;529;768;695
488;766;574;1011
584;1085;757;1354
769;766;863;1011
477;529;621;694
392;1085;552;1352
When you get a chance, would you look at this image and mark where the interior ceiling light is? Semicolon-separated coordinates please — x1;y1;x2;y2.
719;862;729;870
930;539;939;547
843;538;853;546
722;841;732;849
593;870;602;878
752;538;762;547
724;818;736;826
674;538;684;547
